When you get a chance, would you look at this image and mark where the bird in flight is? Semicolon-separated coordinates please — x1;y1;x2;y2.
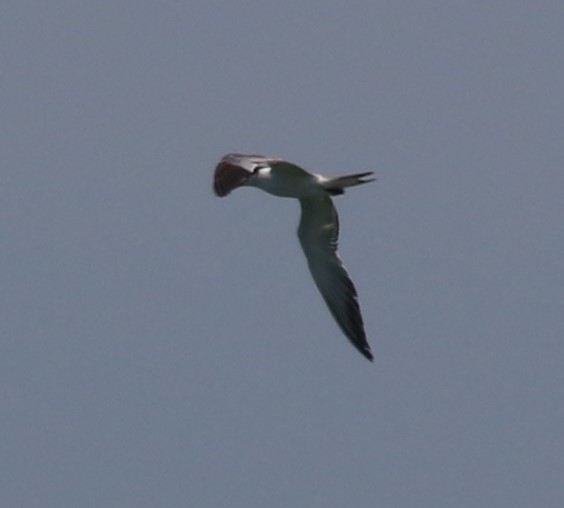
213;153;375;361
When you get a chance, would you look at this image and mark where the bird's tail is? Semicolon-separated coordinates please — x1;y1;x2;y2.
322;172;376;196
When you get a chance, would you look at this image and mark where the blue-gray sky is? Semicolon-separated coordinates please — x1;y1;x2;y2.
2;2;563;507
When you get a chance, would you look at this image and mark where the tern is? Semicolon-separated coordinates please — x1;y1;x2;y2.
213;153;375;361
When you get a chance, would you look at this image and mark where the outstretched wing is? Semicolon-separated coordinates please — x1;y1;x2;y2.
297;195;373;361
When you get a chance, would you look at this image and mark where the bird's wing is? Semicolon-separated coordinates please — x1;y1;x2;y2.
213;154;283;196
213;155;254;197
298;195;373;361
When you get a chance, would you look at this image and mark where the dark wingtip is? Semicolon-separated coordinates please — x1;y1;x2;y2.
361;348;374;362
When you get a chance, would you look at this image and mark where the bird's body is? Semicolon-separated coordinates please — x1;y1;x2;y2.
213;153;375;361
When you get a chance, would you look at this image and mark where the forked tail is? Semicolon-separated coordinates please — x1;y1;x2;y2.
322;172;376;196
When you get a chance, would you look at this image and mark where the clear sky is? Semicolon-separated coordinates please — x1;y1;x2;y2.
2;2;563;507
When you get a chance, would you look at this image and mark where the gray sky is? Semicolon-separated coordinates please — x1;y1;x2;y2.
2;2;563;507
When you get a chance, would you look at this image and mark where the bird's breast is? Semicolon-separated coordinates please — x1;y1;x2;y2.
253;171;321;199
